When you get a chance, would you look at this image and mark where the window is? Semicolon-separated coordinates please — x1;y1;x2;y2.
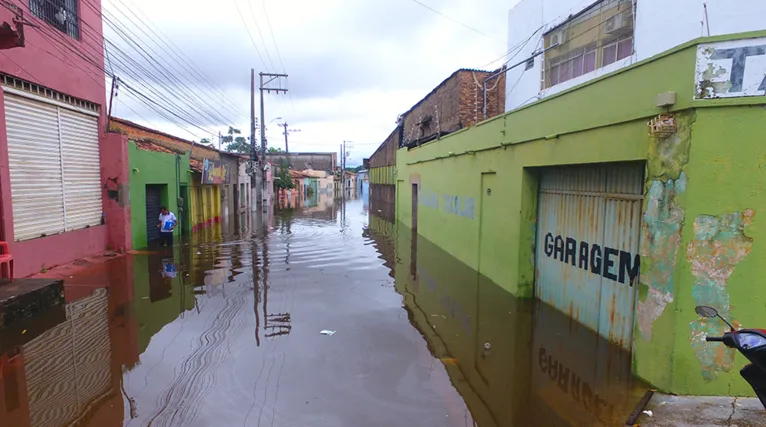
602;36;632;66
30;0;79;40
542;0;634;88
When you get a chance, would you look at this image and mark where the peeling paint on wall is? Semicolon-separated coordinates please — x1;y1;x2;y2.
637;112;694;342
637;173;687;341
688;210;754;381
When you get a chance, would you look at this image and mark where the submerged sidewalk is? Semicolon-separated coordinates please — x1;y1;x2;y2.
637;394;763;427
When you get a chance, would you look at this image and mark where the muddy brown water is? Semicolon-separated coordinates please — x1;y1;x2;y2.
0;199;648;427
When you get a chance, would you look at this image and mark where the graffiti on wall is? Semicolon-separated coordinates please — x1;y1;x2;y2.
695;37;766;99
542;233;640;285
202;159;231;184
688;210;754;381
419;189;475;220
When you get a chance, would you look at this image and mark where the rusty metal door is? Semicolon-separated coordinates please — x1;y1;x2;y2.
535;163;643;350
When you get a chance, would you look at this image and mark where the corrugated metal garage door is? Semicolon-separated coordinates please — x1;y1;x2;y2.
3;94;66;240
535;163;643;350
3;92;102;241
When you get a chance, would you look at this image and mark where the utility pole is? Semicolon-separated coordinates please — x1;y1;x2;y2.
106;76;117;132
259;72;288;208
340;142;345;200
279;122;300;167
250;69;257;210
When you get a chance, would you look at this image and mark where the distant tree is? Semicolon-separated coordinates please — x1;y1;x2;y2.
274;159;295;190
267;147;284;154
200;137;212;145
223;127;252;153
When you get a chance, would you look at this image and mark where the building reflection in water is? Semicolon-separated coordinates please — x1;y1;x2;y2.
0;256;138;427
366;213;648;427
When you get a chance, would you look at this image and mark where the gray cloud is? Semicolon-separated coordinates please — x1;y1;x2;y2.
105;0;516;158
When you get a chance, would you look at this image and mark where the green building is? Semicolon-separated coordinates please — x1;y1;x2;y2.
395;32;766;397
128;140;191;249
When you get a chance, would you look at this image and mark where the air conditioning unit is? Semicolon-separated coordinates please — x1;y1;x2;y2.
605;12;629;33
549;30;567;47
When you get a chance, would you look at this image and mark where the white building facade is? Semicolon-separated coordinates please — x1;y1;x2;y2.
505;0;766;111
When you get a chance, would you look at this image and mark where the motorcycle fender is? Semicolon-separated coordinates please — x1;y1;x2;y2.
740;363;766;409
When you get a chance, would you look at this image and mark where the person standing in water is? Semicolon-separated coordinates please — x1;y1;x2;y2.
157;206;176;247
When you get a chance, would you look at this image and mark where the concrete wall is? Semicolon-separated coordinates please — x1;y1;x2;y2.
219;154;239;219
236;157;251;214
127;141;190;249
397;32;766;396
506;0;766;111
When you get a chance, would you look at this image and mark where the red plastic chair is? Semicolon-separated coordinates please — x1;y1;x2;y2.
0;241;14;281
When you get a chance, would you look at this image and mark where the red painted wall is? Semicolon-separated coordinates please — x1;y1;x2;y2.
101;133;132;253
0;1;132;278
0;0;106;105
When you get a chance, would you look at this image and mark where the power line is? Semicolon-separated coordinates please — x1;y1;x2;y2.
26;0;232;131
260;0;286;73
246;0;277;72
13;0;239;138
231;0;271;71
108;0;247;118
407;0;505;44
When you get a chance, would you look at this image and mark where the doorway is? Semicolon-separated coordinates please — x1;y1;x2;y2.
145;184;164;247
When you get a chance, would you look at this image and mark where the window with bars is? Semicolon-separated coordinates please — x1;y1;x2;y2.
542;0;634;89
30;0;79;40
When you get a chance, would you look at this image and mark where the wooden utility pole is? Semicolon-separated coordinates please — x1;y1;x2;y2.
259;72;288;207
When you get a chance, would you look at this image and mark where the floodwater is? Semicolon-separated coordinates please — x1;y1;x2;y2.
0;197;648;427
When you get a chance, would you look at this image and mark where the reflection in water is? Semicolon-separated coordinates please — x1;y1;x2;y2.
369;214;649;427
0;200;647;427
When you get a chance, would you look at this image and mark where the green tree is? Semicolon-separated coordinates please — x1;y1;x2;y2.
274;159;295;190
223;127;252;154
267;147;284;154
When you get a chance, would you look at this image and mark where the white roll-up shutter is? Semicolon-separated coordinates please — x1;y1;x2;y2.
4;94;66;241
59;108;102;230
3;91;102;241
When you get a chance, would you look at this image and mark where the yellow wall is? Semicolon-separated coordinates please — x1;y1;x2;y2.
189;173;221;229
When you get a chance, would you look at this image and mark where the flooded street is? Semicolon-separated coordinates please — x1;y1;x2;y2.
1;198;648;427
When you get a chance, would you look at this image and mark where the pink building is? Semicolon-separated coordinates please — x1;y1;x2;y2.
0;1;131;277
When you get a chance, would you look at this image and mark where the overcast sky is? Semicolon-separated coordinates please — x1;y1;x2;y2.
104;0;519;166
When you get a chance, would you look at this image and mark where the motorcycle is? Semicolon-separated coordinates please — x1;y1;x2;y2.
697;305;766;409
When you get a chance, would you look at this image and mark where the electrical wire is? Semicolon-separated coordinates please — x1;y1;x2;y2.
19;15;219;137
406;0;505;44
108;0;247;118
246;0;277;72
231;0;271;72
23;0;226;132
23;0;229;135
260;0;286;74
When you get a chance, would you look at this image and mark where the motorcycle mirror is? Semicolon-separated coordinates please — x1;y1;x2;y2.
695;306;719;318
695;305;736;331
